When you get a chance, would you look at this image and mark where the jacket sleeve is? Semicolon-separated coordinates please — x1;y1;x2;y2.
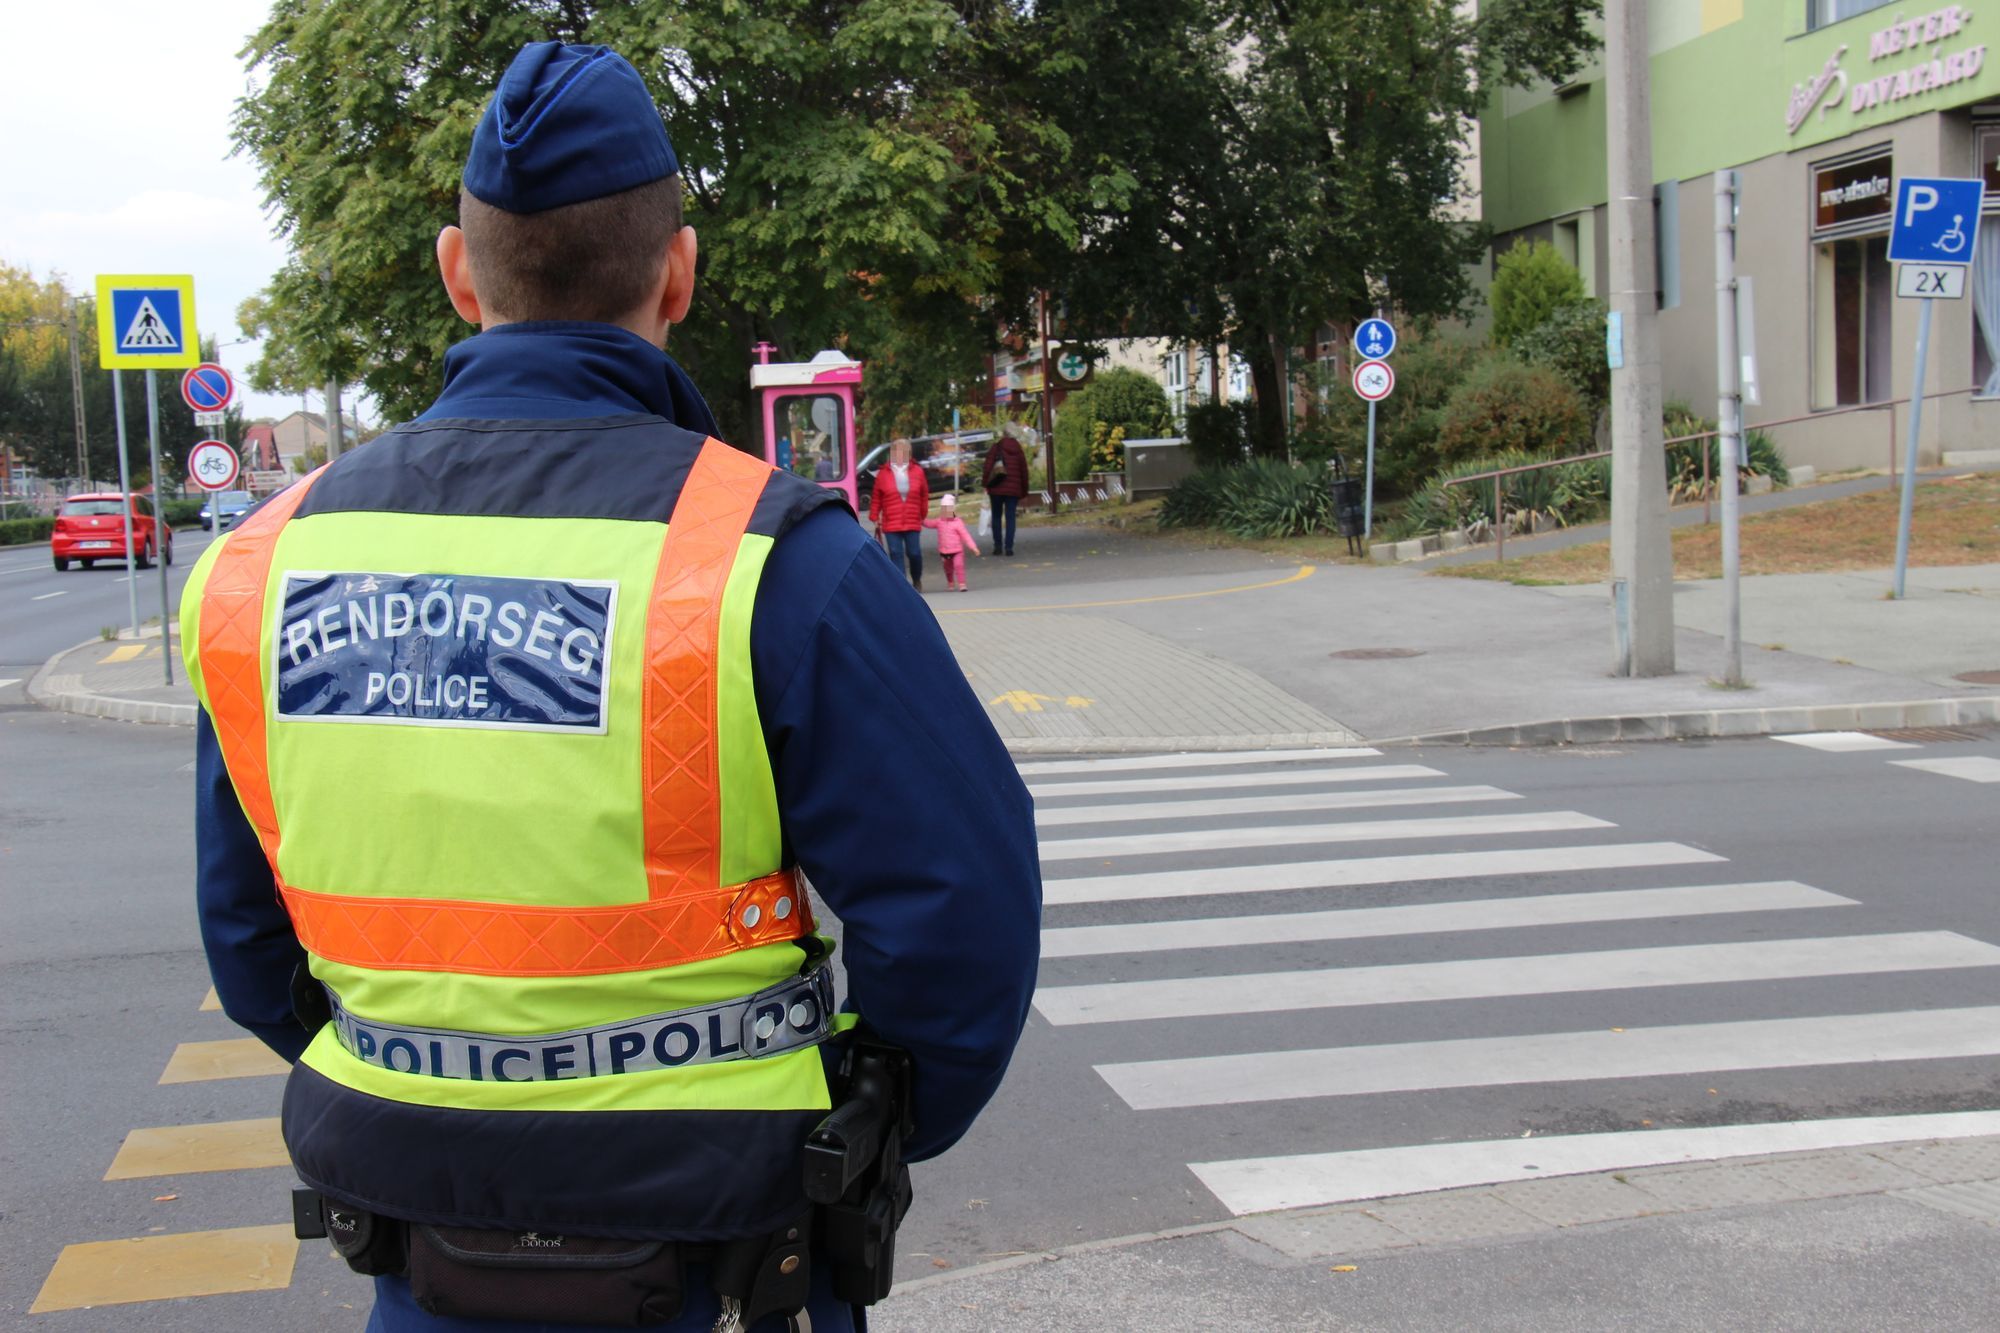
751;507;1041;1161
194;710;314;1061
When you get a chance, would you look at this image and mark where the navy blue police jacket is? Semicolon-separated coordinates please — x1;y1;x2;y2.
193;323;1043;1329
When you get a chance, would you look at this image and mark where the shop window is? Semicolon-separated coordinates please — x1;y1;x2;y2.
1812;236;1892;407
1975;218;2000;397
1807;0;1895;30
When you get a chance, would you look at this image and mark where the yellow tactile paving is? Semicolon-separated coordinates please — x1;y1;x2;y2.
30;1224;298;1313
104;1118;289;1180
99;643;150;664
158;1039;289;1084
200;986;220;1011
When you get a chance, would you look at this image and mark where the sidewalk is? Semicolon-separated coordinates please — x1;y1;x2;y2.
876;1134;2000;1331
27;527;2000;748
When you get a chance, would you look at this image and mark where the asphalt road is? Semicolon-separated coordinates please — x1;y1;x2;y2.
4;701;1996;1327
0;531;218;690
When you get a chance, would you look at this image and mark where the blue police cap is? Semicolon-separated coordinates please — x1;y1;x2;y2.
464;43;679;214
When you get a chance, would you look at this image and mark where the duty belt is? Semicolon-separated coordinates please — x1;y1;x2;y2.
326;965;836;1083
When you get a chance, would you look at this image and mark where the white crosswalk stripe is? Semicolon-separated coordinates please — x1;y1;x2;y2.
1892;756;2000;783
1034;783;1514;827
1017;748;1379;776
1028;763;1444;799
1045;842;1721;905
1040;881;1854;959
1773;731;1917;752
1040;810;1613;861
1025;746;2000;1217
1097;1006;2000;1110
1038;932;2000;1025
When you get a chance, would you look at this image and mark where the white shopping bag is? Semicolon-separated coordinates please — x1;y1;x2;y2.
977;503;991;539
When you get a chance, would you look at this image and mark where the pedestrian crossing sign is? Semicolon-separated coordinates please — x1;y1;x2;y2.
94;274;199;369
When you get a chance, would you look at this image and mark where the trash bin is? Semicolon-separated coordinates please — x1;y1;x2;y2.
1330;477;1365;539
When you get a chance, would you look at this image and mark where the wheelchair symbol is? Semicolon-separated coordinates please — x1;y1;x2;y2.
1934;214;1968;255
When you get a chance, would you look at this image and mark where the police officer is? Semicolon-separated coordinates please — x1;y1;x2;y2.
184;42;1041;1333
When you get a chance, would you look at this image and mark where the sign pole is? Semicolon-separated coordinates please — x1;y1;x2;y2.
1714;169;1744;687
1363;400;1378;538
144;370;174;685
111;372;141;638
1892;296;1934;600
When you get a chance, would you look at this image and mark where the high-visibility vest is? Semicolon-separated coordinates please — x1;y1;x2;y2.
181;421;843;1236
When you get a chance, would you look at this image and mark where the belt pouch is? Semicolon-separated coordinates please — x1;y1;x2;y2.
407;1226;684;1327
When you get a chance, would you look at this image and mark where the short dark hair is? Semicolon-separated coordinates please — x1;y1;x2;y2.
459;174;682;323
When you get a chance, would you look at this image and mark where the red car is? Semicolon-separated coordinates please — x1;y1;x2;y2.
50;493;173;571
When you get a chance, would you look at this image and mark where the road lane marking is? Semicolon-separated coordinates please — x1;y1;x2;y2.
1037;932;2000;1025
1773;731;1918;752
1892;756;2000;783
201;986;221;1011
1190;1111;2000;1215
158;1038;289;1084
1095;1005;2000;1110
30;590;67;601
1040;810;1613;862
30;1224;298;1313
1035;785;1519;827
1045;842;1724;904
0;678;19;691
1017;747;1381;777
1040;882;1854;958
1030;764;1445;799
104;1118;289;1179
943;563;1315;615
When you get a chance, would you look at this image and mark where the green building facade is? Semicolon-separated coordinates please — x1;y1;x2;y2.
1481;0;2000;470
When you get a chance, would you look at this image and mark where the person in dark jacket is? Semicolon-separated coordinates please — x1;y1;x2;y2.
981;425;1029;556
870;437;931;588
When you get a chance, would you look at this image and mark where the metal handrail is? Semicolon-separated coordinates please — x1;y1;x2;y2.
1442;384;1985;560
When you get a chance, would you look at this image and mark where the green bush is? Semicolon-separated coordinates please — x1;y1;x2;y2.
163;500;204;528
1490;240;1588;346
1294;330;1479;498
1401;450;1614;536
1513;301;1610;426
1054;368;1172;481
1183;400;1256;470
1160;460;1335;538
1435;353;1593;463
1663;402;1790;500
0;517;56;546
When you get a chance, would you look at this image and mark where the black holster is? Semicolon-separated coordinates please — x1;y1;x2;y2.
804;1039;916;1306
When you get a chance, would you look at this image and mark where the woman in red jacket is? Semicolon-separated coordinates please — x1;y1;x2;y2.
871;438;931;589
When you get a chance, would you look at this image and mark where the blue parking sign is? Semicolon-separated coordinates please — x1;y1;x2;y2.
1888;177;1986;265
1353;318;1397;361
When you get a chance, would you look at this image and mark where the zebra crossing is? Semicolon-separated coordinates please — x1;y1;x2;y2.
1023;745;2000;1219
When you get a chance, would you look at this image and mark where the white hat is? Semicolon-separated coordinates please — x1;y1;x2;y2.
940;493;956;508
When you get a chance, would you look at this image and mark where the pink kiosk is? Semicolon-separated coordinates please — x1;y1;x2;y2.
750;343;863;511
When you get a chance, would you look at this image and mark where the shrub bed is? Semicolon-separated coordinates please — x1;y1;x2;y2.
1160;460;1334;539
0;517;56;546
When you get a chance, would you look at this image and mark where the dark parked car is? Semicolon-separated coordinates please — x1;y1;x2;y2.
855;433;995;516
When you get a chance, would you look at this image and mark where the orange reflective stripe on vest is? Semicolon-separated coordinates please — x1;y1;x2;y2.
200;439;813;977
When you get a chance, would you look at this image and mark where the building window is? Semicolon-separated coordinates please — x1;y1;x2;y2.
1813;235;1892;407
1163;349;1188;423
1974;128;2000;397
1807;0;1895;30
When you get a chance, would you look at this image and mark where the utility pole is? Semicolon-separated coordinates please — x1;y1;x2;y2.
1714;170;1744;687
64;300;90;486
1604;0;1675;676
325;379;345;463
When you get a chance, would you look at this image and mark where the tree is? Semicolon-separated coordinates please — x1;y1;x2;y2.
1052;366;1170;479
232;1;1079;437
1489;240;1588;346
1023;0;1601;455
0;265;208;487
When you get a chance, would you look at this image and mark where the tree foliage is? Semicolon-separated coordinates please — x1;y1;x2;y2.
1052;366;1170;479
1489;240;1588;347
232;0;1077;435
0;265;212;488
1025;0;1601;455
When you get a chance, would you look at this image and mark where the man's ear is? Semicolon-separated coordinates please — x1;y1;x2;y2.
437;226;484;326
658;225;698;327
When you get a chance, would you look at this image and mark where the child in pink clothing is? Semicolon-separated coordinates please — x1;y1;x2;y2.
923;493;982;591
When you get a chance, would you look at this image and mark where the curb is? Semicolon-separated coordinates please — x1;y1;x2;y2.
1386;695;2000;747
887;1132;2000;1298
27;637;197;728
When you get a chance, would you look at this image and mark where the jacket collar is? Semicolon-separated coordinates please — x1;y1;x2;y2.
419;322;721;437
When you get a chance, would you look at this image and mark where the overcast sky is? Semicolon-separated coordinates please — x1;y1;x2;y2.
0;0;343;422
